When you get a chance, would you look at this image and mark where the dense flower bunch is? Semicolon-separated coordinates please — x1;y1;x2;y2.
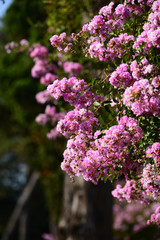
47;0;160;227
113;199;160;239
35;105;65;139
47;77;103;108
63;61;82;76
29;44;57;79
146;142;160;167
28;43;86;140
147;206;160;227
60;115;143;184
5;39;28;53
123;78;160;116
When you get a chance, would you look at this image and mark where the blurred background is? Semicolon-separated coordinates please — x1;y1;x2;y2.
0;0;159;240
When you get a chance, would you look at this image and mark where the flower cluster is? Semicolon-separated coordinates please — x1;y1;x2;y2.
5;41;18;53
31;59;52;78
47;77;103;108
109;63;134;89
40;73;58;86
133;1;160;52
60;116;143;184
112;180;144;203
83;2;131;40
35;105;65;139
113;200;160;239
123;78;160;116
57;108;99;137
63;61;82;76
29;43;49;59
50;32;73;52
112;162;160;204
146;142;160;167
5;39;28;53
29;44;57;80
141;163;160;200
87;33;134;62
147;205;160;227
50;32;67;51
35;90;55;104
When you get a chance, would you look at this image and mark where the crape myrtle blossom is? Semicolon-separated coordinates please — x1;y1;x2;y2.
83;2;131;39
6;1;160;228
115;4;132;21
109;59;155;89
40;73;58;86
42;233;55;240
124;0;155;14
133;26;160;51
48;0;159;63
28;43;49;59
47;127;62;140
113;201;160;238
152;76;160;88
87;33;134;62
29;43;57;80
93;116;143;171
5;39;29;54
124;0;144;15
57;108;99;138
63;61;83;76
31;58;57;79
112;180;146;204
49;2;134;60
35;105;65;139
31;59;51;78
146;142;160;167
152;0;160;12
130;58;154;80
35;90;56;104
112;163;160;205
35;105;65;126
61;116;143;184
29;43;89;144
5;41;18;53
88;37;106;61
123;78;160;116
147;205;160;227
20;39;29;46
133;1;160;52
141;164;160;200
99;2;114;19
47;77;103;108
50;32;67;51
109;63;134;88
47;77;88;100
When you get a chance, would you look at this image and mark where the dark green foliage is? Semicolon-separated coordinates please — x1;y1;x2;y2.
2;0;47;42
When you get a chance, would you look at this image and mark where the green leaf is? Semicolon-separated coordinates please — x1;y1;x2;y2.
104;105;112;113
98;115;106;126
103;100;112;105
111;174;115;183
93;101;100;107
103;175;109;183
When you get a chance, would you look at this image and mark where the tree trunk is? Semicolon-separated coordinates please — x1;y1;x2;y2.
58;174;113;240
